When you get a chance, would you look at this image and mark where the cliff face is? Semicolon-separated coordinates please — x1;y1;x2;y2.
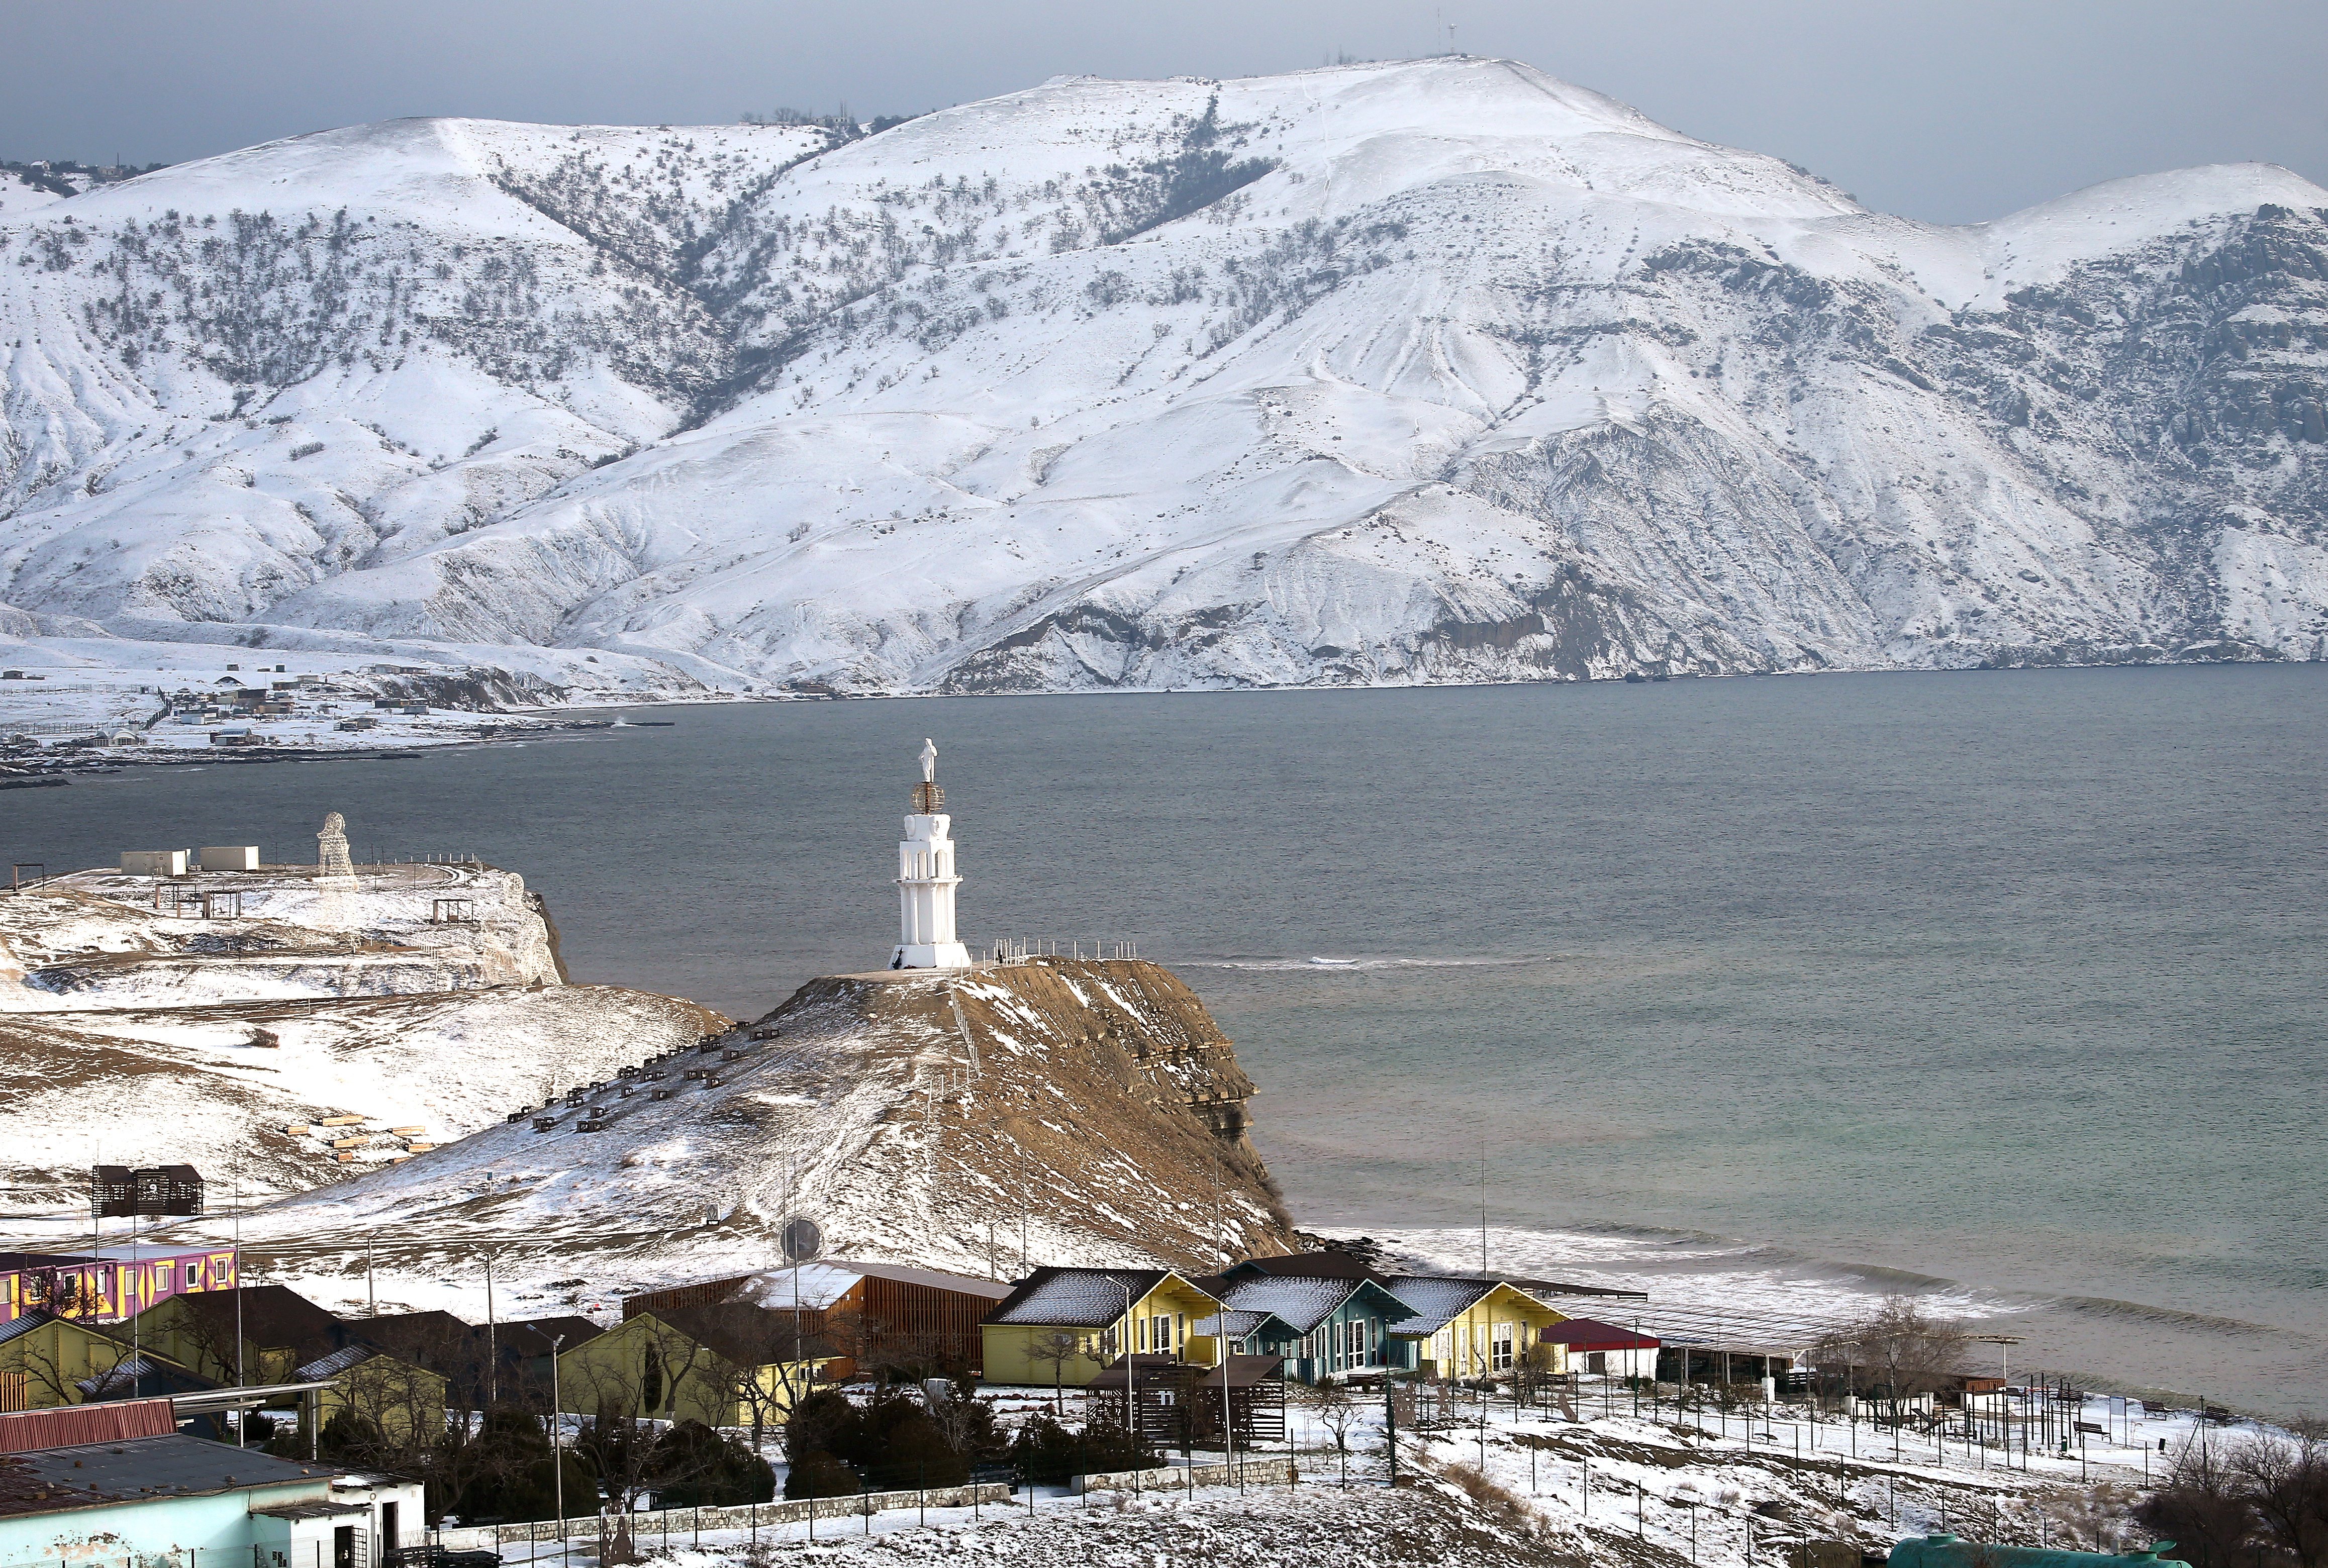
207;958;1298;1303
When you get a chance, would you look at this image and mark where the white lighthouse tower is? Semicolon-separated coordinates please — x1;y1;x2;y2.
892;738;971;970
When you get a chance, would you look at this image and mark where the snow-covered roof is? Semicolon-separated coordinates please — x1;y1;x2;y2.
985;1268;1178;1327
1380;1277;1500;1337
1208;1275;1364;1333
1191;1309;1300;1343
294;1343;383;1380
732;1256;1014;1311
735;1262;867;1313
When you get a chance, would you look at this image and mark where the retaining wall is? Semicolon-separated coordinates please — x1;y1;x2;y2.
1072;1456;1297;1495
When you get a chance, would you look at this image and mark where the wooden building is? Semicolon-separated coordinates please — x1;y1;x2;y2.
552;1306;844;1431
1085;1352;1287;1457
622;1258;1008;1375
1190;1268;1421;1382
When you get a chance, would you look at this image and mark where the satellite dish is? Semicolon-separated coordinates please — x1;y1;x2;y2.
779;1215;824;1264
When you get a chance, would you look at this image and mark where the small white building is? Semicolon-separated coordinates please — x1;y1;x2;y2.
199;845;260;871
120;849;188;877
1538;1317;1662;1379
0;1406;421;1568
892;738;971;969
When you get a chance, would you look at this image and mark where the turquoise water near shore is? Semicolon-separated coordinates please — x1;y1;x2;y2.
11;665;2325;1413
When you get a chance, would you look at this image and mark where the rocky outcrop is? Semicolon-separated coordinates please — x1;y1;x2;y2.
205;958;1297;1297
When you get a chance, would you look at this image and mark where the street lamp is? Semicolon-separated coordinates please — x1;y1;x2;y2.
528;1326;566;1568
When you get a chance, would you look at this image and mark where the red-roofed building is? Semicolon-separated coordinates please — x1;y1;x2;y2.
1538;1317;1661;1378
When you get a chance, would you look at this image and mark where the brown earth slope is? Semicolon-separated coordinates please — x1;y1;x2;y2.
197;957;1299;1302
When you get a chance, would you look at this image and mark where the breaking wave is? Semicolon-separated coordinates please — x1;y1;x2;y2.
1187;954;1558;971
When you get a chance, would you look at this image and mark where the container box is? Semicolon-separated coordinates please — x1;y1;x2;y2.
120;850;188;877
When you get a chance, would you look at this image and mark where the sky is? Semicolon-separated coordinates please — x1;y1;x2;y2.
2;0;2323;225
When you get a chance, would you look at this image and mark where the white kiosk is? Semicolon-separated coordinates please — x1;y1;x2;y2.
891;738;971;969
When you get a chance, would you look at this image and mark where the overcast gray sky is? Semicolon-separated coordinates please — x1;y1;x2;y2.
3;0;2322;224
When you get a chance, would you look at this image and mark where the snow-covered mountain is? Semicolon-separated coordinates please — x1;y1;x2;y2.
5;58;2325;690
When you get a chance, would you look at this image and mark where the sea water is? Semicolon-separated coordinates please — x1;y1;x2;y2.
11;664;2324;1415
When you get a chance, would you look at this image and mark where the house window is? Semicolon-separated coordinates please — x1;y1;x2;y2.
1492;1323;1515;1372
1152;1315;1174;1354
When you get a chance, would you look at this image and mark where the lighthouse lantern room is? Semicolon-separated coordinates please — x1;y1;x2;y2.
893;738;971;969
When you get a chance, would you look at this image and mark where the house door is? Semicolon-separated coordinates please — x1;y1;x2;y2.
333;1526;358;1568
381;1502;399;1560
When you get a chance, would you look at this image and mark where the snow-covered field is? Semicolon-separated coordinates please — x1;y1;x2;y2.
475;1379;2235;1567
0;860;723;1208
3;59;2323;693
0;626;735;763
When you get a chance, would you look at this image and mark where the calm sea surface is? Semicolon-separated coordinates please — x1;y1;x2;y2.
11;666;2325;1413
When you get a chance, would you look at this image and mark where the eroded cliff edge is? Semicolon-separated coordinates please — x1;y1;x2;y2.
213;957;1299;1298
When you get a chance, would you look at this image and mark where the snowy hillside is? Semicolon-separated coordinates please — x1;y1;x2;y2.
208;957;1295;1302
0;862;723;1208
4;59;2326;689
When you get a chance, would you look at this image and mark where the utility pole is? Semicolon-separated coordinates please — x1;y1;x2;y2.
530;1328;567;1568
233;1166;246;1446
483;1252;499;1406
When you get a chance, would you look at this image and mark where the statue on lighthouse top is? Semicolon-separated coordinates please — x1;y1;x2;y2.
893;739;970;969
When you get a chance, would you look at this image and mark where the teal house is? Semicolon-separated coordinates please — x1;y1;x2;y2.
0;1404;420;1568
1195;1257;1421;1382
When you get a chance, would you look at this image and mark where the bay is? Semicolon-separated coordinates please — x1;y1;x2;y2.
9;664;2324;1413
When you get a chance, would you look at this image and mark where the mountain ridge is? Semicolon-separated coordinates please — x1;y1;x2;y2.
4;58;2324;693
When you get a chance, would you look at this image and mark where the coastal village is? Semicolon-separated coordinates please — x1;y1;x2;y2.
0;745;2302;1568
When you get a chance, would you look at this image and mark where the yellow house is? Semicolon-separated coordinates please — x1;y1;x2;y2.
552;1307;841;1430
0;1313;183;1408
1381;1278;1571;1379
293;1343;449;1447
980;1268;1226;1390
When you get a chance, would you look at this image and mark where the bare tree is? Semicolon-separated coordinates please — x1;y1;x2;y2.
1293;1378;1365;1485
2225;1427;2328;1568
1024;1331;1092;1413
1813;1297;1967;1422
